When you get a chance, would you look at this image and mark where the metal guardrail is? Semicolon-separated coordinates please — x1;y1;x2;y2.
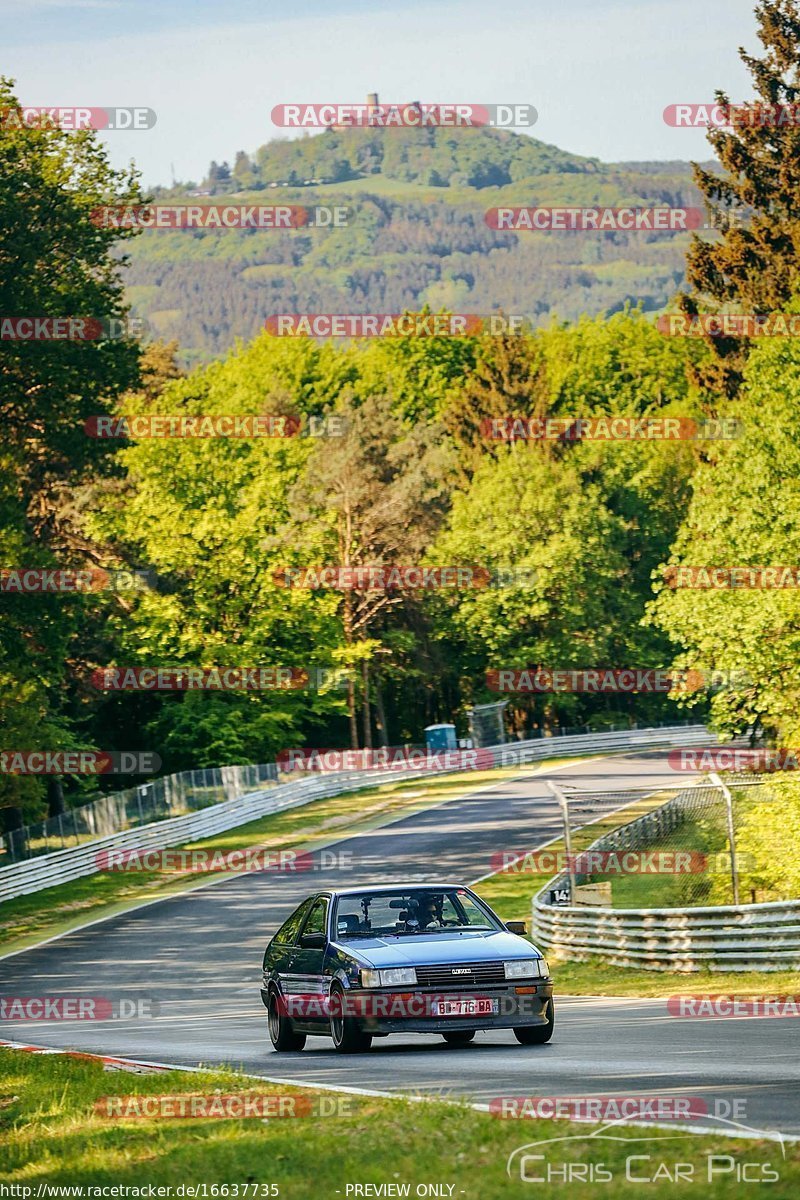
0;762;282;865
532;896;800;971
0;719;696;866
0;724;711;903
531;779;800;971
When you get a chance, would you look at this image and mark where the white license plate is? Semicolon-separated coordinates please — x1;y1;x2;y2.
433;998;499;1017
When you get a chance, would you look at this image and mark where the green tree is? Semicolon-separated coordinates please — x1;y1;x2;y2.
354;314;477;424
431;445;631;733
441;330;549;477
679;0;800;395
288;392;455;748
232;150;255;189
88;334;355;769
0;77;144;825
649;335;800;743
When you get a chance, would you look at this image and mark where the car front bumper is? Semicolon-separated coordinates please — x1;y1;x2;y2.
350;982;554;1033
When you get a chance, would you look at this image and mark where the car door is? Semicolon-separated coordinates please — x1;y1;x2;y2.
286;894;330;1026
264;897;314;992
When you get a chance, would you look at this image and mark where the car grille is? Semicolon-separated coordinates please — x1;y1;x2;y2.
414;961;506;988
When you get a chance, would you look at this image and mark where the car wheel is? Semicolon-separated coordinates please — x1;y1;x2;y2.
514;1004;554;1045
442;1030;476;1046
330;984;372;1053
268;990;306;1051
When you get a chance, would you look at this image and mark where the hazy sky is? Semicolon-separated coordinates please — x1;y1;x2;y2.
3;0;761;187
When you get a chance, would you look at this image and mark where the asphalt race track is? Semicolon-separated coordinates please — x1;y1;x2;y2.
2;750;798;1138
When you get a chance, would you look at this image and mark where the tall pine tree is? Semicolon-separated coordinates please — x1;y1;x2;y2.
680;0;800;396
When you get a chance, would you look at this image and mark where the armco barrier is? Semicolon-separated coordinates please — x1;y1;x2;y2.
0;761;281;864
531;780;800;971
532;895;800;971
0;724;710;903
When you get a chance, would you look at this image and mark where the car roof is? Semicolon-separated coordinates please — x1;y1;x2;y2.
328;883;472;896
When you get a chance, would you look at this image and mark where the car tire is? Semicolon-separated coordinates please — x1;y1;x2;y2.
268;990;306;1051
514;1004;554;1045
330;984;372;1053
442;1031;476;1046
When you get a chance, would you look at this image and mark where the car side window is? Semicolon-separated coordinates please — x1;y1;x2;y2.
274;898;313;946
302;897;328;938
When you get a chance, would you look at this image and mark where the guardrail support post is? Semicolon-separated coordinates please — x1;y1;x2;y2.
709;771;740;906
547;781;576;902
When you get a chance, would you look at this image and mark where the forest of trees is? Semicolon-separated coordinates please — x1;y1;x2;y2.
4;0;800;832
133;139;702;362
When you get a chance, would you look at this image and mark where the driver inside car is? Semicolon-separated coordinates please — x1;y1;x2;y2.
416;894;445;928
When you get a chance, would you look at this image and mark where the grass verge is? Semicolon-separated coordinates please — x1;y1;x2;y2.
1;1047;797;1198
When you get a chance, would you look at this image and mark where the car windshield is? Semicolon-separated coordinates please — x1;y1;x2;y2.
333;889;500;939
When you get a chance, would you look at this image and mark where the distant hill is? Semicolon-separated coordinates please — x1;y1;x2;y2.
124;126;711;363
195;124;605;192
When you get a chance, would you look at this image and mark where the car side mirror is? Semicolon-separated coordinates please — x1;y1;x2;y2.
300;931;326;949
506;920;527;935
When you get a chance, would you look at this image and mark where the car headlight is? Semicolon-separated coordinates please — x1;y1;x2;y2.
504;959;546;980
360;967;417;988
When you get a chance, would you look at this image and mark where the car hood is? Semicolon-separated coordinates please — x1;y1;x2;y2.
333;929;540;968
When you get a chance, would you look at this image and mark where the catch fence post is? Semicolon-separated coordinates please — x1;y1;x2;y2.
547;781;576;902
709;771;740;906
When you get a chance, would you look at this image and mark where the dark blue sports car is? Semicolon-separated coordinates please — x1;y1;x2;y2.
261;883;554;1052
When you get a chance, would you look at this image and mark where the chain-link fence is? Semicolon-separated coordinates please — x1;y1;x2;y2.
1;723;713;874
468;701;508;748
511;717;700;742
0;762;279;866
549;773;791;908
